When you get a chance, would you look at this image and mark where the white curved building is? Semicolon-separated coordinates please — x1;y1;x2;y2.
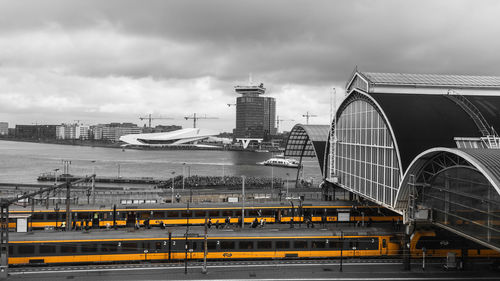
119;128;220;147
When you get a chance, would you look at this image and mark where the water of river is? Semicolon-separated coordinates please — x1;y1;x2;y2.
0;140;322;185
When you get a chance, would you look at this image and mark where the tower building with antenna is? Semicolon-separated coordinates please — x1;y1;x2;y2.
233;82;276;142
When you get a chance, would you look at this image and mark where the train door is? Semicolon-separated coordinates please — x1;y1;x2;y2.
380;238;388;256
92;212;99;228
126;211;136;227
275;209;281;223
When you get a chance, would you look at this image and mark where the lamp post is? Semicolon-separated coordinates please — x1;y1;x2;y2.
182;163;185;190
91;161;96;205
241;175;245;228
271;164;274;190
86;188;91;205
171;171;175;204
286;173;290;199
54;204;60;230
53;169;60;185
54;168;60;204
340;230;343;272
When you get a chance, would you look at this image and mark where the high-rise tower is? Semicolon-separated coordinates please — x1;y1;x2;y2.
234;83;276;141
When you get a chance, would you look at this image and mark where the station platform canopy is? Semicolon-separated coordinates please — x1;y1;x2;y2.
395;147;500;251
284;124;329;175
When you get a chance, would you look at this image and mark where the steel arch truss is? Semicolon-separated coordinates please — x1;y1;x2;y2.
416;152;473;184
284;124;329;177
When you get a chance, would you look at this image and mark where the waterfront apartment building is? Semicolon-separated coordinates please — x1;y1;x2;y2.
93;123;142;141
234;83;277;140
15;125;57;139
0;122;8;135
56;124;91;140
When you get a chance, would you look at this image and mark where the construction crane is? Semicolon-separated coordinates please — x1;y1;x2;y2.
302;112;317;125
276;115;294;133
184;113;218;128
227;103;236;107
139;114;174;128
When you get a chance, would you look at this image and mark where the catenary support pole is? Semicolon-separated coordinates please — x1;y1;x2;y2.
241;176;245;228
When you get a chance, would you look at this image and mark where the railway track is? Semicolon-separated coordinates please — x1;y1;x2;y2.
10;259;404;273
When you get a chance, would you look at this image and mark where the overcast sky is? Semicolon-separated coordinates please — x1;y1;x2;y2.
1;0;499;132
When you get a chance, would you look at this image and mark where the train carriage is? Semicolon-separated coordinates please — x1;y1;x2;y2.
8;227;401;265
8;202;402;230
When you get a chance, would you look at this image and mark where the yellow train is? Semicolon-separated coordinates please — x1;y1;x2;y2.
8;228;401;265
410;229;500;258
8;203;402;229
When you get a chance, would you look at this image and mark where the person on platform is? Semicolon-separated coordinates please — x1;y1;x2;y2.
252;218;258;228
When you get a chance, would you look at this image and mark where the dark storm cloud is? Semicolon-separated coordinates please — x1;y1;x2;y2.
1;0;500;130
3;0;499;84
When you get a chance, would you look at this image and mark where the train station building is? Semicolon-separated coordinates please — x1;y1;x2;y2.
285;70;500;251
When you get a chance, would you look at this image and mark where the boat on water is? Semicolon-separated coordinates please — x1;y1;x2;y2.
258;156;301;168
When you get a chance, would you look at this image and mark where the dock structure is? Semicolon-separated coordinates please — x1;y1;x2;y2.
37;174;162;185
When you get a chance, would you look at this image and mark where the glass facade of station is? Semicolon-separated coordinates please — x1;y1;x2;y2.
333;97;401;206
419;166;500;249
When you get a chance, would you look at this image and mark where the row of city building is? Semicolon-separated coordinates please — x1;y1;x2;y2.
0;122;182;142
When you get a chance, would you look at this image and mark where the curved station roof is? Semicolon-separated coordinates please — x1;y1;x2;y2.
284;124;330;173
322;69;500;250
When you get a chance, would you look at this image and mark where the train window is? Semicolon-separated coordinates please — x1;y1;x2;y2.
61;245;76;253
18;245;34;255
358;238;379;250
328;239;343;249
152;211;165;219
180;211;191;218
326;209;337;216
276;241;290;249
82;244;98;253
167;211;179;218
294;241;308;249
194;211;205;218
207;241;217;250
78;212;91;219
47;213;58;220
257;241;272;249
248;210;259;216
347;240;358;249
220;241;235;250
311;241;326;249
140;212;150;219
40;245;56;254
261;209;273;216
32;213;44;220
190;242;197;251
221;210;233;217
101;243;117;252
239;241;254;250
155;242;162;250
9;246;13;256
208;210;219;217
122;242;138;252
